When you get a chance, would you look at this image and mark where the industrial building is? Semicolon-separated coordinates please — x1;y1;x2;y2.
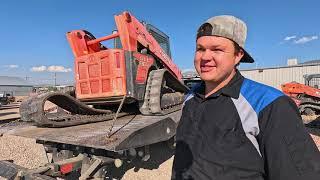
0;76;33;96
240;59;320;89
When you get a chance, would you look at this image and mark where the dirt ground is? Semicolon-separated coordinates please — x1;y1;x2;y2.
0;134;174;180
310;134;320;150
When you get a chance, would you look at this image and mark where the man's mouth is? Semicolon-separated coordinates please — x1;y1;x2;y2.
200;65;216;72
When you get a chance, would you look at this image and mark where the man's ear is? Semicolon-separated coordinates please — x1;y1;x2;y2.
235;49;244;65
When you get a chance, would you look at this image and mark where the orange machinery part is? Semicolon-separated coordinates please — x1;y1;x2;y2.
74;49;126;100
281;82;320;106
281;82;320;98
114;12;182;80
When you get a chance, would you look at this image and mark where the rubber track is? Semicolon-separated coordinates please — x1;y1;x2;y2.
19;92;128;127
19;70;187;127
299;100;320;114
139;69;187;115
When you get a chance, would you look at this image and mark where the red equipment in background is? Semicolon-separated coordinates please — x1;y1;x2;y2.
281;74;320;115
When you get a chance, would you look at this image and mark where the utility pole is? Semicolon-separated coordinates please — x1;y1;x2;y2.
25;76;31;81
54;72;57;86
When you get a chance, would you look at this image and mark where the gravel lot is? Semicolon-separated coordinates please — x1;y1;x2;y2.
0;135;48;169
0;134;174;180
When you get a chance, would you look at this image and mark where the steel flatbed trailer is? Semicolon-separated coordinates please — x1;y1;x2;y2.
0;110;181;179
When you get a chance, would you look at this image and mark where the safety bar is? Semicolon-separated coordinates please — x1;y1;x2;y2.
87;32;120;46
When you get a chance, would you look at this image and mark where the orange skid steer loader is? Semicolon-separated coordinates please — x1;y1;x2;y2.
19;11;187;127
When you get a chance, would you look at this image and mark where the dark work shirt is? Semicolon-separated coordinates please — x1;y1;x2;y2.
172;71;320;180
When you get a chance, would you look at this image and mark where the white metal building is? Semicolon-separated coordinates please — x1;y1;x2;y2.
0;76;34;96
240;60;320;90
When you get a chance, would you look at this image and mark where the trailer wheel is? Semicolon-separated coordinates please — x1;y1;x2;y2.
167;137;176;150
304;108;316;116
0;161;21;179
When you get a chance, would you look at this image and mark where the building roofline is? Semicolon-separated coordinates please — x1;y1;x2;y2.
0;85;34;87
0;76;34;86
240;62;320;71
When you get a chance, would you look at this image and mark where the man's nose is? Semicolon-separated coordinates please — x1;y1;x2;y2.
201;49;212;61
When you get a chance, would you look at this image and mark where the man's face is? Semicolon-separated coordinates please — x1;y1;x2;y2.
194;36;243;83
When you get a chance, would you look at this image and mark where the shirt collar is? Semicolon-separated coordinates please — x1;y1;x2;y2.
194;70;244;99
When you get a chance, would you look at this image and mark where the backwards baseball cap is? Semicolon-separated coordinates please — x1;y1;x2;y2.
197;15;254;63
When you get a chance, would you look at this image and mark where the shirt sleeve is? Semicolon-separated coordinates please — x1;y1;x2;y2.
258;96;320;180
172;101;195;180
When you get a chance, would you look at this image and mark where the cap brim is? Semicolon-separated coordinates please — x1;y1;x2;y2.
240;48;254;63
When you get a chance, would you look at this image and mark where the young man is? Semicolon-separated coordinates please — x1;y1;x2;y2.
172;15;320;180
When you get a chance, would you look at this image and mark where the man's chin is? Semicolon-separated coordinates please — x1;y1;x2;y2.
200;75;218;82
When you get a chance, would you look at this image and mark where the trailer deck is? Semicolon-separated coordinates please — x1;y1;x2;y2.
3;111;181;151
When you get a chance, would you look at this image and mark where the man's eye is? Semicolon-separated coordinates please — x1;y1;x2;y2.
213;49;223;52
196;47;204;51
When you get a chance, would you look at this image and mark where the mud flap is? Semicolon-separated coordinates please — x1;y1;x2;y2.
116;117;176;150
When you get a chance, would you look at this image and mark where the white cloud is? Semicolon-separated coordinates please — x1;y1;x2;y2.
30;65;72;72
47;66;72;72
284;35;296;41
2;64;19;69
8;64;18;68
31;66;47;72
1;64;19;72
294;36;318;44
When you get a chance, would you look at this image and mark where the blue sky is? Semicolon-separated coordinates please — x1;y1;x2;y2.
0;0;319;85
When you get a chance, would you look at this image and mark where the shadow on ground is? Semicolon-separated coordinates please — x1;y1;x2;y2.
103;140;175;179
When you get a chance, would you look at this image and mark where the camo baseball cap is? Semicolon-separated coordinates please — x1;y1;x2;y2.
197;15;254;63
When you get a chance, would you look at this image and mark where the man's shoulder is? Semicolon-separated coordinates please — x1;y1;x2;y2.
239;78;284;114
240;78;283;96
184;83;202;103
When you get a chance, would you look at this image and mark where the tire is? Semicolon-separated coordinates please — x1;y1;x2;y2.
0;161;21;180
304;108;316;116
0;161;56;180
